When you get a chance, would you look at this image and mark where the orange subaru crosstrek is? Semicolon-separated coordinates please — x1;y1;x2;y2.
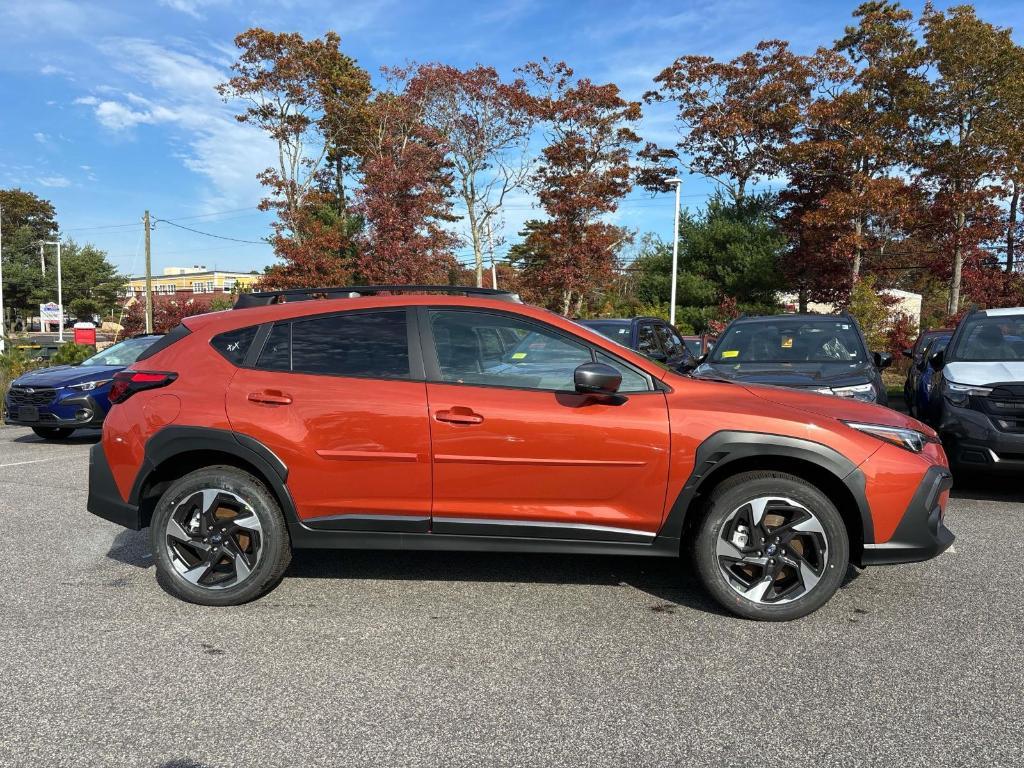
87;286;954;620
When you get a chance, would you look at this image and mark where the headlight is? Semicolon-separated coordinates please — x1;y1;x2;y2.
831;382;876;401
70;379;111;392
945;380;992;404
843;421;931;453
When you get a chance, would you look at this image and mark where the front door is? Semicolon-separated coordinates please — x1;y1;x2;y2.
225;308;432;531
423;308;671;541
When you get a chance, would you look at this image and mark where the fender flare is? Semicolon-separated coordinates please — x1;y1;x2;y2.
129;425;300;531
658;430;874;545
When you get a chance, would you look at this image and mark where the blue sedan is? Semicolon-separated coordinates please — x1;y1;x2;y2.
4;335;162;439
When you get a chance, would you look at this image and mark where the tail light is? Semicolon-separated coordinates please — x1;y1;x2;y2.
109;371;178;405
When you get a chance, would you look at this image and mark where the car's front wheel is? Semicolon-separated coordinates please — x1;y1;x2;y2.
31;426;75;440
151;466;292;606
693;471;849;621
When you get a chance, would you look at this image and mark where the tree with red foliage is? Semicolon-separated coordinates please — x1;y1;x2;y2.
353;67;459;284
416;64;537;287
645;41;813;201
119;295;218;337
513;60;641;315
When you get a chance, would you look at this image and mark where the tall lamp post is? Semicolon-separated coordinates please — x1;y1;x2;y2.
667;177;683;327
42;240;64;343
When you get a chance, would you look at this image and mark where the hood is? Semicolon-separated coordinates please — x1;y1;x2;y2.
694;361;873;389
944;360;1024;387
741;381;935;436
13;364;122;388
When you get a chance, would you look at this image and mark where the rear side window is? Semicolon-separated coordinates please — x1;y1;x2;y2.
211;326;259;366
257;310;410;379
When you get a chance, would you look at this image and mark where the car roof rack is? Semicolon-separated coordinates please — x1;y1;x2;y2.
233;284;522;309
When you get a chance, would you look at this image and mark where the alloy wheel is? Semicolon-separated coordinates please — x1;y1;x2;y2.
716;496;829;605
165;489;264;590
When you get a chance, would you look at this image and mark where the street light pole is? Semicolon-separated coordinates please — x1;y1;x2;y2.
668;178;683;327
43;240;64;343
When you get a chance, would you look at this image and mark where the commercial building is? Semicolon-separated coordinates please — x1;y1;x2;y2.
124;266;259;299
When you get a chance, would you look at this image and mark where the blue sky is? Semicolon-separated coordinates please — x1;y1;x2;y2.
1;0;1021;278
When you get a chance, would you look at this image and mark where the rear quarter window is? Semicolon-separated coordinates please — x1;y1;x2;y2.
211;326;259;366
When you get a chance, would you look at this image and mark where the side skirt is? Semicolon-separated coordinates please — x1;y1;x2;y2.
288;526;680;558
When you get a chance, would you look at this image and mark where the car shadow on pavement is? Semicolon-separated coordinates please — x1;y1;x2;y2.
106;528;154;569
950;474;1022;502
12;431;101;445
286;549;833;618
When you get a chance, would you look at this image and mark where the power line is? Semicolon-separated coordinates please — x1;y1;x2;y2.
153;218;268;245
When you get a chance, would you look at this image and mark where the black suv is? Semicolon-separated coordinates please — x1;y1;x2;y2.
925;307;1024;473
576;317;695;371
693;314;892;405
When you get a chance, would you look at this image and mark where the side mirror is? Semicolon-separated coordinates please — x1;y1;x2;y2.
901;348;913;359
647;350;668;362
874;351;893;370
929;350;945;371
574;362;622;395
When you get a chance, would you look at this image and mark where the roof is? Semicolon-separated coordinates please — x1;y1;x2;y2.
731;313;852;323
977;307;1024;317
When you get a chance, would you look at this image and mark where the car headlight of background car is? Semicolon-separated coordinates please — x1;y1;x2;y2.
813;382;876;402
843;421;933;453
69;379;112;392
944;380;992;406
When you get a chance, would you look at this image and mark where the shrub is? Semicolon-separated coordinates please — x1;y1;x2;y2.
51;341;96;366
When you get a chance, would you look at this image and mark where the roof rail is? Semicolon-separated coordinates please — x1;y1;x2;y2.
233;284;522;310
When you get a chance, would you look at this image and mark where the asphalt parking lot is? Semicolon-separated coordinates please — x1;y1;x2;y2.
0;425;1021;768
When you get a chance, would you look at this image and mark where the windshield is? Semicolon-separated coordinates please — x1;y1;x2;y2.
710;320;867;364
80;336;158;367
580;321;631;343
949;315;1024;361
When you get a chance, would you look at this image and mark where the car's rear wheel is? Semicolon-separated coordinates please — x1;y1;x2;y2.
693;471;849;621
31;426;75;440
151;466;292;606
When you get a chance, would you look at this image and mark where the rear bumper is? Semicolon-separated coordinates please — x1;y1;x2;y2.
87;443;143;530
861;465;955;566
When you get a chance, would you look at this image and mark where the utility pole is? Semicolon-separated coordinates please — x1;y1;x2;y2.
668;178;683;327
0;203;5;354
144;210;153;334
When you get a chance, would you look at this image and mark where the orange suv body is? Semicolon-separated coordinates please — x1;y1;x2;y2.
88;287;953;619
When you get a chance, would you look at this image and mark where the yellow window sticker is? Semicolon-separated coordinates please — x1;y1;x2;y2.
721;350;739;358
781;336;794;348
510;352;527;359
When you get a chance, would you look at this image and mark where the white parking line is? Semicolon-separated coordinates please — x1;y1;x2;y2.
0;458;58;468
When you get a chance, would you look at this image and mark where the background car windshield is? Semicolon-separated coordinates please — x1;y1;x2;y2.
950;315;1024;361
80;336;156;367
710;321;866;364
580;321;631;344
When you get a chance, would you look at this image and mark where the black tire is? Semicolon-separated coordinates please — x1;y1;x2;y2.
693;471;849;621
31;426;75;439
151;465;292;606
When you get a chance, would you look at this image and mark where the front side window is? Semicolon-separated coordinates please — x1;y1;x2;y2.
711;320;867;364
950;315;1024;362
429;310;651;393
256;310;410;379
655;324;684;357
637;323;661;356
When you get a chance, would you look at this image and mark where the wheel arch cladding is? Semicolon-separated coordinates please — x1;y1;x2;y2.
664;431;872;564
131;426;297;531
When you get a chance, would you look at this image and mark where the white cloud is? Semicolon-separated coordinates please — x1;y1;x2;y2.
77;36;277;212
40;64;67;76
157;0;227;19
37;175;71;187
33;132;49;144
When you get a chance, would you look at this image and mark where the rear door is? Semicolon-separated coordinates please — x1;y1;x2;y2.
225;308;432;531
422;308;671;540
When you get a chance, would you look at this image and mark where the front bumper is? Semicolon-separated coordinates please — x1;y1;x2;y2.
4;393;105;429
87;443;144;530
937;401;1024;472
861;465;955;566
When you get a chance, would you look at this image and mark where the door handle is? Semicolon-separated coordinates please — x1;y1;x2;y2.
435;407;484;425
248;391;293;406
